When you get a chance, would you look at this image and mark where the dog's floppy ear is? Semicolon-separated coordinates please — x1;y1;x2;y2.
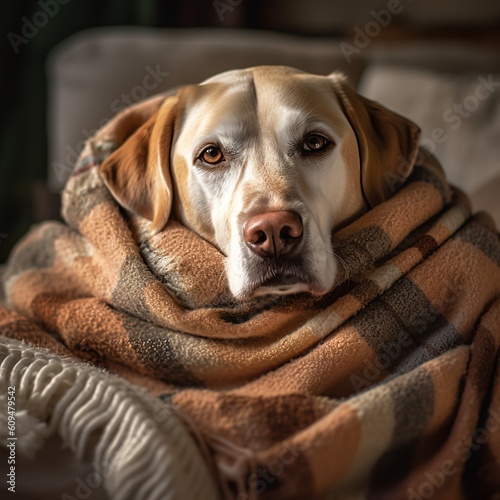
99;96;180;233
330;74;421;207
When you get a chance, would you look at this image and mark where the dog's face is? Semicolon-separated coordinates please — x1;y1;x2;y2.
100;66;420;300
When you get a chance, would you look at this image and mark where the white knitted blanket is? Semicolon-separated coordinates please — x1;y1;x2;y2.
0;337;220;499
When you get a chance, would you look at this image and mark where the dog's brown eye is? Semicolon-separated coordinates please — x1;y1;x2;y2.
200;146;224;165
303;134;329;153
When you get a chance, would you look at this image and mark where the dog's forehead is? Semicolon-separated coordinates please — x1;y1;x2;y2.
200;65;302;85
198;66;335;104
181;66;343;134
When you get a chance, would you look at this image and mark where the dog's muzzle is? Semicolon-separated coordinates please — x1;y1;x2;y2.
242;210;312;296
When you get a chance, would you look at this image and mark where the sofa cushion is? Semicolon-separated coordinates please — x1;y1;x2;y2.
359;66;500;195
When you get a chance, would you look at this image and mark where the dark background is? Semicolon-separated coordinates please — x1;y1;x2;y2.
1;0;499;263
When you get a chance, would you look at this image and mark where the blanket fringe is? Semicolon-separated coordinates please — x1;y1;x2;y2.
0;337;220;500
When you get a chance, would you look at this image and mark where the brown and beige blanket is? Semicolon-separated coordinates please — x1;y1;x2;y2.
1;94;500;499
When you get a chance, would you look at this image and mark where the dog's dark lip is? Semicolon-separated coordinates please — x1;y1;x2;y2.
249;251;305;279
242;253;314;298
259;273;304;288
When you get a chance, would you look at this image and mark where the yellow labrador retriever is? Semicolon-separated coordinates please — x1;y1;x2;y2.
100;66;420;300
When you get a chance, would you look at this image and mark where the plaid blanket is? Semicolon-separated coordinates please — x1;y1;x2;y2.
1;94;500;500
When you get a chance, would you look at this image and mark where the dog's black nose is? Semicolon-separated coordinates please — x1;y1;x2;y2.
244;211;303;257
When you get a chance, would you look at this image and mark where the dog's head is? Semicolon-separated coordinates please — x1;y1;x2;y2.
100;66;420;300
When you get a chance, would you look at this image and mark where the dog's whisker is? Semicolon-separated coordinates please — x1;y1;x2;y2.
334;251;351;287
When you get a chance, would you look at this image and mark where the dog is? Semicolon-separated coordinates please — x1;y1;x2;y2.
99;66;420;301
